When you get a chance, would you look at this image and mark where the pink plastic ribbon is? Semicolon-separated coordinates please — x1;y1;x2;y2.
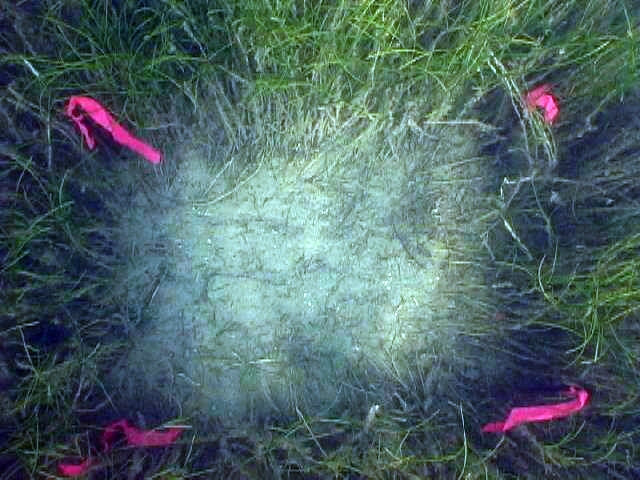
65;95;162;164
482;385;590;433
58;419;184;477
100;419;184;449
524;84;560;124
58;459;95;477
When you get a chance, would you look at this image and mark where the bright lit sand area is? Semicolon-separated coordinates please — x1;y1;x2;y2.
112;110;488;422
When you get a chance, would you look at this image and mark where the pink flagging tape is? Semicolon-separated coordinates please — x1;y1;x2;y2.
524;84;560;125
58;458;95;477
482;385;590;433
58;419;184;477
100;419;184;449
65;96;162;164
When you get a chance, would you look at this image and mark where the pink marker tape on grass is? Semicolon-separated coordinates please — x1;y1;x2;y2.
101;419;184;449
524;84;560;125
58;458;95;477
65;95;162;164
58;419;184;477
482;385;590;433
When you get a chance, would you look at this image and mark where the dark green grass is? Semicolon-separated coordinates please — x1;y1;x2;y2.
1;0;640;478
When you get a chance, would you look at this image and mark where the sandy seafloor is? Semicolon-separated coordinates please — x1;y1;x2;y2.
109;120;489;423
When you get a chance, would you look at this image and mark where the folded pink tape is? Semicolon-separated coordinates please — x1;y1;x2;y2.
524;84;560;124
58;458;95;477
58;419;184;477
65;95;162;164
101;419;184;449
482;385;590;433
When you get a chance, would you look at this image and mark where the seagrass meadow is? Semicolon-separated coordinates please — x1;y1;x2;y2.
1;1;640;478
